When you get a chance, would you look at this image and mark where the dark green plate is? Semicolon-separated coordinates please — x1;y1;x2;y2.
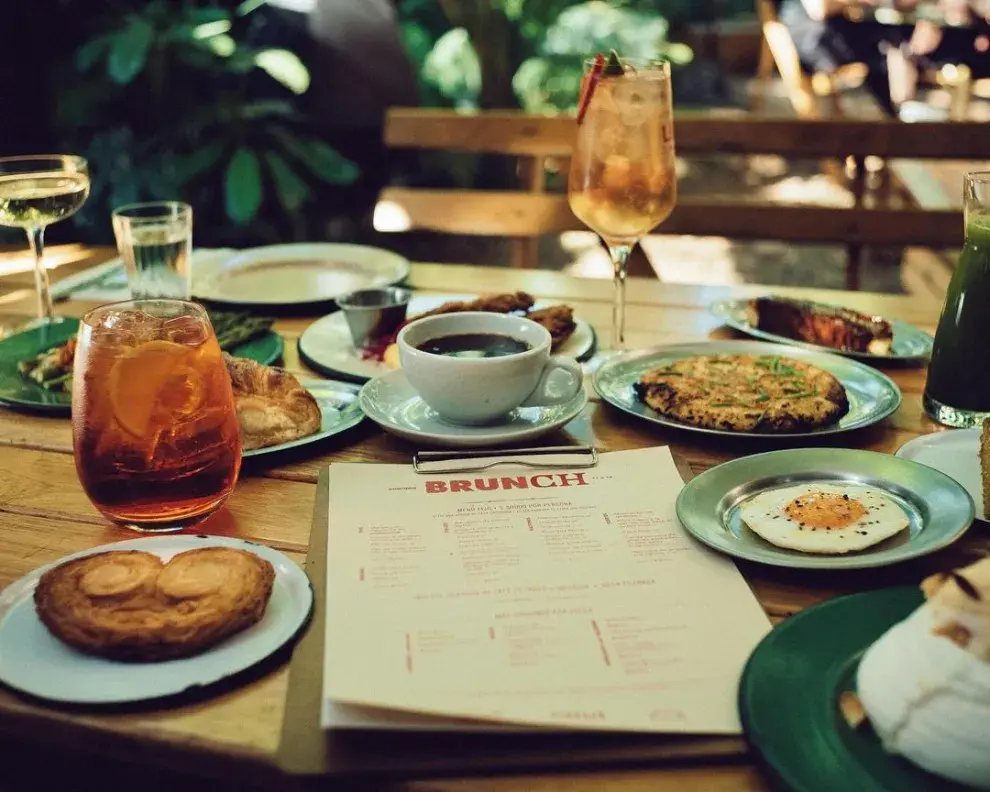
739;587;973;792
0;319;283;415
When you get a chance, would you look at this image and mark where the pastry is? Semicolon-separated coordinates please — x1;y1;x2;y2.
981;418;990;517
633;354;849;433
224;353;322;450
35;548;275;662
854;558;990;789
746;297;893;355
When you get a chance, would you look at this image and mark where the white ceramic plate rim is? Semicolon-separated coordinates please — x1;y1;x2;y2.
895;428;986;521
359;369;589;447
241;378;364;458
297;293;597;383
193;243;410;305
0;535;313;704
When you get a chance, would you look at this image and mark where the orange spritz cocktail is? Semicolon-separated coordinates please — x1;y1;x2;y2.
72;300;241;532
569;53;676;350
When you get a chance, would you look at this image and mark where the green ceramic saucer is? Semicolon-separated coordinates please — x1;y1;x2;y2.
675;448;974;570
740;587;973;792
0;318;283;415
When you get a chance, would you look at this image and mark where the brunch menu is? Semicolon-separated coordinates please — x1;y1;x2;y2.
322;447;771;733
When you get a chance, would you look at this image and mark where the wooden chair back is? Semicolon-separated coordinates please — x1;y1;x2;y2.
378;109;989;285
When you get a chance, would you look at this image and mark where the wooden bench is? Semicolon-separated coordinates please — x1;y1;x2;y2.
377;109;989;288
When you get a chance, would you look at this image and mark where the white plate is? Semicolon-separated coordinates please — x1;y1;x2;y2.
896;429;986;520
298;293;597;383
0;536;313;704
241;379;364;458
193;244;410;306
359;370;588;448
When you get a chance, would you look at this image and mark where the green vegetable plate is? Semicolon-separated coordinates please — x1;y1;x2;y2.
739;586;973;792
0;317;283;415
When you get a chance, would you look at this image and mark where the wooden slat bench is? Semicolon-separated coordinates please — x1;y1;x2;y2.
378;109;990;287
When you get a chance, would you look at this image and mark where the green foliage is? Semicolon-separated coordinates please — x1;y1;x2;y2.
404;0;698;113
423;28;482;108
57;0;358;239
225;147;263;225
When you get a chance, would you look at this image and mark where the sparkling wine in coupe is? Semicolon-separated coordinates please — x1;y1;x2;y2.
568;53;676;350
0;172;89;228
0;155;90;323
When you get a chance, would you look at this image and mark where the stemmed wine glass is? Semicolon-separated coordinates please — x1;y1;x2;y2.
569;57;676;351
0;155;90;325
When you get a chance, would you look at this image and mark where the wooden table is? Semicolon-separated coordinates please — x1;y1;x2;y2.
0;247;974;791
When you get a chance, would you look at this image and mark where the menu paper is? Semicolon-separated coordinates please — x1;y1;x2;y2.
322;447;771;733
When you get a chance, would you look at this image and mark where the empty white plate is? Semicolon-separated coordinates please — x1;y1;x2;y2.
0;535;313;704
895;429;985;520
298;293;597;383
359;370;588;448
194;243;409;306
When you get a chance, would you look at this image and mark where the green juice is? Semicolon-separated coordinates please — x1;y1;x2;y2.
924;216;990;421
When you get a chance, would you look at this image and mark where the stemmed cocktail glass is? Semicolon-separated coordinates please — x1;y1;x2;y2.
0;155;90;325
569;57;676;351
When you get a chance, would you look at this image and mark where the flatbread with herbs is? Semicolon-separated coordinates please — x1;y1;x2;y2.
633;354;849;433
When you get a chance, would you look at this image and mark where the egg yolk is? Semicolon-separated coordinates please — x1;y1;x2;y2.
783;492;867;529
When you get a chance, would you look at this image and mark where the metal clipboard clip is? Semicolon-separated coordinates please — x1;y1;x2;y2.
413;445;598;475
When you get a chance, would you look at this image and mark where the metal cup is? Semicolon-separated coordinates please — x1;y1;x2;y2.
337;287;412;348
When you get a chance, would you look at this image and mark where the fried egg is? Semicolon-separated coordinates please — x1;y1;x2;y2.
739;483;909;554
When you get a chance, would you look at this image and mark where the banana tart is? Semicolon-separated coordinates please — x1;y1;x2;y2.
35;548;275;662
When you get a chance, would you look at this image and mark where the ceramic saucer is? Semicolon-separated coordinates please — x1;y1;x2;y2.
359;370;588;448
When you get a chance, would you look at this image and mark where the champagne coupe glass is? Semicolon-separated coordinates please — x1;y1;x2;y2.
0;155;90;325
569;58;676;351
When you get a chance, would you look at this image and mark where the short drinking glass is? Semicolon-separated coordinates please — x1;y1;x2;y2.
72;300;241;532
112;202;192;299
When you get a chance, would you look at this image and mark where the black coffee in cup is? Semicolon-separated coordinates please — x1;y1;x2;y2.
416;333;531;359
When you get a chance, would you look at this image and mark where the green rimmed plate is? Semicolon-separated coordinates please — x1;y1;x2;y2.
242;378;364;458
739;587;972;792
675;448;974;570
0;318;282;415
592;340;902;438
711;298;933;363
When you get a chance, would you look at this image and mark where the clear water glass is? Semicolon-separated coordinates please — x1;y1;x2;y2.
113;202;192;299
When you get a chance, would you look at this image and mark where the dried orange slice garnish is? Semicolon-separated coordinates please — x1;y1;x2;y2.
108;340;203;438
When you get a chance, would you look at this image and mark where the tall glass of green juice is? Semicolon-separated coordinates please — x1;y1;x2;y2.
924;172;990;426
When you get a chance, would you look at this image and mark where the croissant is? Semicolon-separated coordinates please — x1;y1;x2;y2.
223;353;322;451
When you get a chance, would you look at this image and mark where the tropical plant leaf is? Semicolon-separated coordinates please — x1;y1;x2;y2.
173;141;227;185
76;34;112;71
236;0;268;16
270;128;359;185
185;7;231;26
107;17;155;85
263;151;312;212
225;147;263;224
205;34;237;58
254;49;310;94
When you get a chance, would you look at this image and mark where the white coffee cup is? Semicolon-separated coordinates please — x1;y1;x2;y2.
397;312;584;425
